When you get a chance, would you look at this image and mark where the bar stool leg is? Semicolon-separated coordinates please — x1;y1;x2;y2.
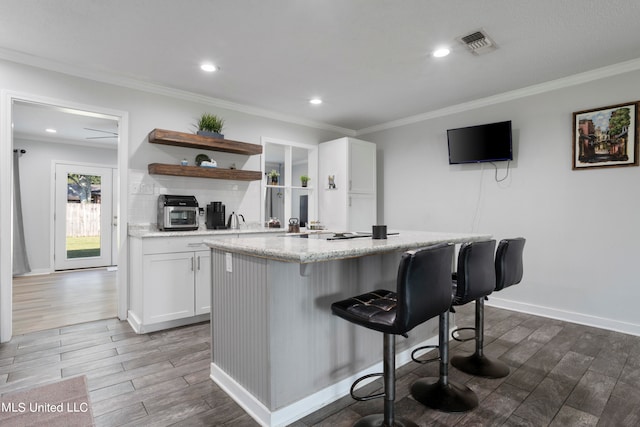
355;334;418;427
451;298;510;378
411;311;478;412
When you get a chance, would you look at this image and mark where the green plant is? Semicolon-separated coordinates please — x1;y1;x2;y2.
300;175;310;185
267;169;280;178
196;113;225;133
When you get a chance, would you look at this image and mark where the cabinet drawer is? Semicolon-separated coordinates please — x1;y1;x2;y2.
143;236;212;254
140;232;275;255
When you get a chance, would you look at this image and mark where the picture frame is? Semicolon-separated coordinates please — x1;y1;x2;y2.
573;101;639;169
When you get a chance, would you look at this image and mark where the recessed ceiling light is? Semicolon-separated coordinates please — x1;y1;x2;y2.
433;48;450;58
200;63;218;72
45;128;57;133
309;98;323;105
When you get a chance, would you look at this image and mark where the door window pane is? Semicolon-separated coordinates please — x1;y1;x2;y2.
66;173;101;259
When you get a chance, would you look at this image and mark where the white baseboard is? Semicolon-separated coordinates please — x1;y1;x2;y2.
12;268;50;277
126;310;142;334
127;311;209;334
487;297;640;337
210;334;440;427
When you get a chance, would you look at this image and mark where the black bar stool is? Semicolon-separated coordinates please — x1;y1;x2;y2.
331;243;454;427
409;240;496;412
450;237;526;378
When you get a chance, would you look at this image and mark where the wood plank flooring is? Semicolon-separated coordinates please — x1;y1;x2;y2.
12;268;117;335
0;304;638;426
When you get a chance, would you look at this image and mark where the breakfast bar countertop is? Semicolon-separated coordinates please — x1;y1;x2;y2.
203;230;492;263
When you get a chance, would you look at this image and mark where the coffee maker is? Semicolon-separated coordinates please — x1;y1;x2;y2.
206;202;226;229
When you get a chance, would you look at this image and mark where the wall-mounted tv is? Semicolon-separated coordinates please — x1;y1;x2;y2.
447;120;513;164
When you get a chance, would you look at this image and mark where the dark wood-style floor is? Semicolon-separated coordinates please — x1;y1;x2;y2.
1;303;639;426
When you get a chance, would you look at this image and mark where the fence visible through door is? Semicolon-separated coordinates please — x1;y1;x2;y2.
54;163;114;270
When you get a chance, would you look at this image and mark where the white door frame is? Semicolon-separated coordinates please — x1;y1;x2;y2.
53;162;116;270
0;90;129;342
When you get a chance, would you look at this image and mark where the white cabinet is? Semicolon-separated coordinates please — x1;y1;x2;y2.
142;252;197;324
128;232;274;333
319;137;377;232
194;250;211;315
128;236;214;333
348;193;377;231
349;140;376;193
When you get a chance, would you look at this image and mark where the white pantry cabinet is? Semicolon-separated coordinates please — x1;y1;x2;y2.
318;137;377;232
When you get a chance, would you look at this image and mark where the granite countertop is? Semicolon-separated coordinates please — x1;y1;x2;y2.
203;230;492;263
128;224;284;238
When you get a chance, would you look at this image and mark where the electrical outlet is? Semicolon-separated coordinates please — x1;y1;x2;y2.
225;252;232;272
139;183;154;194
130;183;141;194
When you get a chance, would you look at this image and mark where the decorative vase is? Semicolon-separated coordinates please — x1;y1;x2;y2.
270;177;278;185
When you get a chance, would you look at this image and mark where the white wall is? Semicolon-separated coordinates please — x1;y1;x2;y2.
14;138;117;273
0;59;343;224
1;60;345;218
361;69;640;335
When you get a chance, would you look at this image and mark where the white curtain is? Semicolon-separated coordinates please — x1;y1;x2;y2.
13;149;30;275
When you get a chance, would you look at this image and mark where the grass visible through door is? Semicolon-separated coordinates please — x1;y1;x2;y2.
66;236;100;258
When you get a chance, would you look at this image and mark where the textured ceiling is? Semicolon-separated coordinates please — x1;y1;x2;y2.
2;0;640;134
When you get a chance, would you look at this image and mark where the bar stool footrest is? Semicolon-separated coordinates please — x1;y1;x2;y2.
451;353;510;379
410;378;478;413
350;372;385;401
411;345;439;364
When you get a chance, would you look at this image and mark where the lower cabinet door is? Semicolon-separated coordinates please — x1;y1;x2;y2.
142;252;195;324
194;250;211;315
348;193;376;232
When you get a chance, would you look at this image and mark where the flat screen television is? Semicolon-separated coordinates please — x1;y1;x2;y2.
447;120;513;164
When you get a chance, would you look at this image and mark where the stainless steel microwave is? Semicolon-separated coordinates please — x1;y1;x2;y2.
157;195;199;231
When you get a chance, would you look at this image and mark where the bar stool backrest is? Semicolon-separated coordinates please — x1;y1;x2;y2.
453;240;497;305
395;243;454;334
495;238;526;291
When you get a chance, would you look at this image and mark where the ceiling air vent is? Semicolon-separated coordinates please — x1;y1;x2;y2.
458;30;497;56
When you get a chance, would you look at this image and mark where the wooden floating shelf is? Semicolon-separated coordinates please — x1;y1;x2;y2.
148;163;262;181
148;129;263;156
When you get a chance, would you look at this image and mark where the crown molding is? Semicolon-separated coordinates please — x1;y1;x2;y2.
356;57;640;136
0;48;356;137
3;47;639;139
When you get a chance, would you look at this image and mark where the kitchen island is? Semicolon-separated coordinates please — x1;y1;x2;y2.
204;230;490;426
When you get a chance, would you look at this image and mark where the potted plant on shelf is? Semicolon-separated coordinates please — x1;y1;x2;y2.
300;175;310;187
267;169;280;185
196;113;225;138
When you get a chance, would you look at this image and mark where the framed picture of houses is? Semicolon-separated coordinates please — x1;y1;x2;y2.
572;101;639;169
